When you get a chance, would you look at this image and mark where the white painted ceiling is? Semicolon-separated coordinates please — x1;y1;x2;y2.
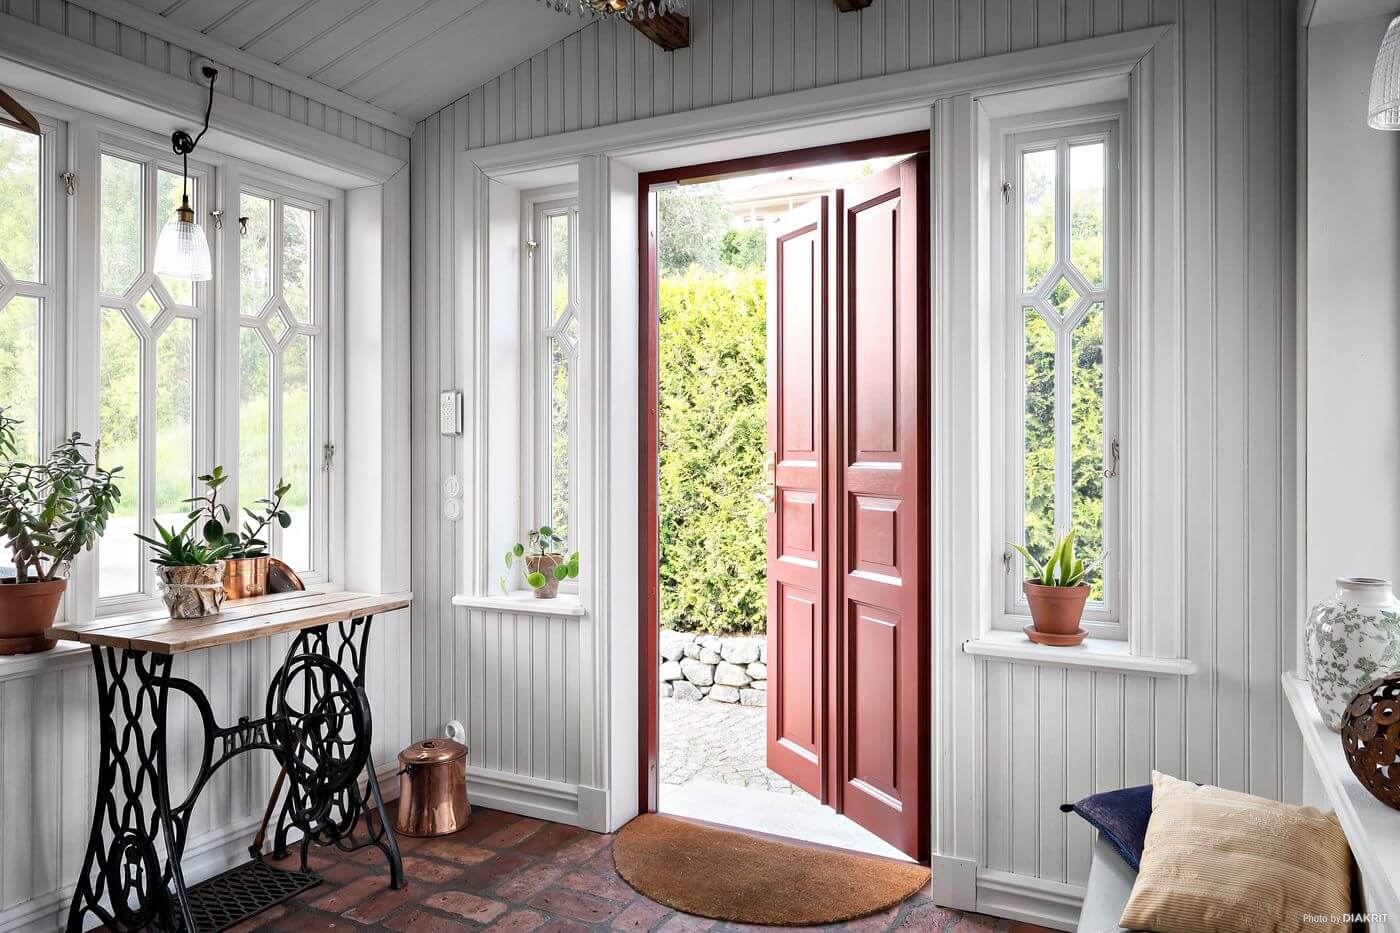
124;0;589;122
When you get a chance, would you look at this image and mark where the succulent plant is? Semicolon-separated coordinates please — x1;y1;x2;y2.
1011;530;1103;588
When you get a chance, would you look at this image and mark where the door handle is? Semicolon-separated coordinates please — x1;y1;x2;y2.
756;451;776;514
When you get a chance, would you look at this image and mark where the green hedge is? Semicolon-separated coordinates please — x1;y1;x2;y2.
658;268;767;635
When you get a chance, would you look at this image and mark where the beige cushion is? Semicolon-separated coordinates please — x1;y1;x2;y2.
1119;771;1352;933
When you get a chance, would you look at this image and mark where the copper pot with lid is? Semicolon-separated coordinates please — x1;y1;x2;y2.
395;738;471;837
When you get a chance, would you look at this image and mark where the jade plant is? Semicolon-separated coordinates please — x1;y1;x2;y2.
183;465;293;558
1010;530;1103;588
0;406;123;583
500;526;581;593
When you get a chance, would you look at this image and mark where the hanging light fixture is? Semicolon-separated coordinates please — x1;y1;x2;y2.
1369;15;1400;130
536;0;686;19
154;65;218;281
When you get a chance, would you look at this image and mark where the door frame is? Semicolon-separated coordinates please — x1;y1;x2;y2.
637;131;931;848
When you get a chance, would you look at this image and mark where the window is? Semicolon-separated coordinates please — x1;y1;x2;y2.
238;186;329;577
531;199;579;550
1004;119;1121;627
97;143;212;600
0;116;59;467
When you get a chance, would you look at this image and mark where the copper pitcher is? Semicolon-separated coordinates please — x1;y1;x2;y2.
395;739;471;837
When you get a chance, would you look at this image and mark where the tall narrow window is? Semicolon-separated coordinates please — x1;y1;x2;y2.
1007;123;1119;624
0;118;53;466
97;146;210;600
532;200;579;551
238;188;327;576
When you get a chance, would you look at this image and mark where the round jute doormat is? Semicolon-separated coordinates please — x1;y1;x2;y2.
611;813;931;926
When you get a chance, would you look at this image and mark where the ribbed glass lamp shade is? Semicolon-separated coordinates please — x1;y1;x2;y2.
1369;15;1400;130
154;215;212;281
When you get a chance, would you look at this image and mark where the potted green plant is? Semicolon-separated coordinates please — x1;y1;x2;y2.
0;407;122;654
1010;531;1103;647
136;516;236;618
183;466;292;599
500;526;580;599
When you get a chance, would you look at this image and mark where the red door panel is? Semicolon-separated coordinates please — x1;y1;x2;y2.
765;197;829;801
833;156;929;860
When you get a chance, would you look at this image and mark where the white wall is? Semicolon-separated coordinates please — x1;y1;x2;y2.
410;0;1299;923
1305;13;1400;610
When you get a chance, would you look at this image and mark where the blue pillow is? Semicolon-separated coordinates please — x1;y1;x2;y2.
1060;784;1152;870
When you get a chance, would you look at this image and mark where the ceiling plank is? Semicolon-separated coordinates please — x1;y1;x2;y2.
833;0;874;10
628;12;689;51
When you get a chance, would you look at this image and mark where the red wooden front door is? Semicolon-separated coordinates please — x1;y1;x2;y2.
765;157;928;861
764;197;830;801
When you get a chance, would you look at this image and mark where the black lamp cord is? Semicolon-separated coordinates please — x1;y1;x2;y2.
170;66;218;210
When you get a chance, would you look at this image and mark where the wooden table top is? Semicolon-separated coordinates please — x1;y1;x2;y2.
46;590;412;655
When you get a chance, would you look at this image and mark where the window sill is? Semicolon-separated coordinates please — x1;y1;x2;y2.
0;642;94;683
962;629;1197;677
452;591;587;617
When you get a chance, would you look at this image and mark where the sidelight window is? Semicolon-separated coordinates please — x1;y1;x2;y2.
530;199;580;552
1004;120;1121;627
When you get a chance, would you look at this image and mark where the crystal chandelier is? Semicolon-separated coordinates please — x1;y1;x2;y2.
537;0;686;19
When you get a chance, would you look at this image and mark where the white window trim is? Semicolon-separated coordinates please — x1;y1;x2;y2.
989;102;1130;641
518;189;581;594
235;179;334;584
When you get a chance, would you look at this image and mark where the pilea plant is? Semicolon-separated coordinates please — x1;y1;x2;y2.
0;406;123;582
500;526;581;594
183;466;293;557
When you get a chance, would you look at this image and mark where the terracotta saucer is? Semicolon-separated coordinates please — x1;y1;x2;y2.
1023;624;1087;647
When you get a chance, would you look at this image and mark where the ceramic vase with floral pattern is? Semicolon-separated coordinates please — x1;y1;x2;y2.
1305;577;1400;731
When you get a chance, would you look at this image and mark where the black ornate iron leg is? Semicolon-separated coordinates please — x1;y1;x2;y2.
267;615;404;889
66;648;194;933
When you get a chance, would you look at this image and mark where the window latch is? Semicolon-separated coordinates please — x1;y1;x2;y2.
61;171;76;196
525;239;538;256
322;443;335;472
1000;178;1012;205
1002;551;1012;575
1103;437;1120;479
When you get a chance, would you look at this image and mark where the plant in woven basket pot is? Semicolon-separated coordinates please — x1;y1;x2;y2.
136;516;236;619
1010;531;1103;647
183;466;293;599
500;526;580;599
0;407;122;654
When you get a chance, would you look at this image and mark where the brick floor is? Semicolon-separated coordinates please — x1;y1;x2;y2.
233;804;1055;932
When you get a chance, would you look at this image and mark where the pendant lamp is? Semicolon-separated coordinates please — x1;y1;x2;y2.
154;66;219;281
1368;15;1400;130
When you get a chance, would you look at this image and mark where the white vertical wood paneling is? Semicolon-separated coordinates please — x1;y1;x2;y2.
407;0;1298;893
0;0;410;161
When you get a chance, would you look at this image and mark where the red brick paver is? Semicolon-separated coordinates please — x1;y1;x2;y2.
230;803;1056;932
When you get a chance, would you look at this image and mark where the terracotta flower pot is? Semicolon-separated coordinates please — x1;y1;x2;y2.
525;554;565;599
0;577;65;655
1022;582;1090;646
223;555;271;601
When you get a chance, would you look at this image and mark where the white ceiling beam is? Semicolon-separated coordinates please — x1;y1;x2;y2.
60;0;417;137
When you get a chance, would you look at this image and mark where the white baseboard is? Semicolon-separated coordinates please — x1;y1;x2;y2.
976;869;1084;932
931;853;978;911
467;765;581;826
0;761;402;933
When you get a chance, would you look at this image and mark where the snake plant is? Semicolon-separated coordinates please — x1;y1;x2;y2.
1011;531;1103;588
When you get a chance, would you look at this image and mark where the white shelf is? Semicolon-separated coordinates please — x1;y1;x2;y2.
452;591;587;617
1283;672;1400;924
962;629;1197;676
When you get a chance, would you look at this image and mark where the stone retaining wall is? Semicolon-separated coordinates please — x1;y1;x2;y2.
659;628;766;706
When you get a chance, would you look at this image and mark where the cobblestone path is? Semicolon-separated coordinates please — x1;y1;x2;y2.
659;696;815;799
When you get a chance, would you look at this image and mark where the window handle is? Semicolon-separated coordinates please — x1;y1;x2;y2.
1103;438;1120;479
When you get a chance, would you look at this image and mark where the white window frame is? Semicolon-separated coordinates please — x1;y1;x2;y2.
0;109;66;472
523;193;581;588
93;131;217;611
992;104;1128;639
235;178;333;583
